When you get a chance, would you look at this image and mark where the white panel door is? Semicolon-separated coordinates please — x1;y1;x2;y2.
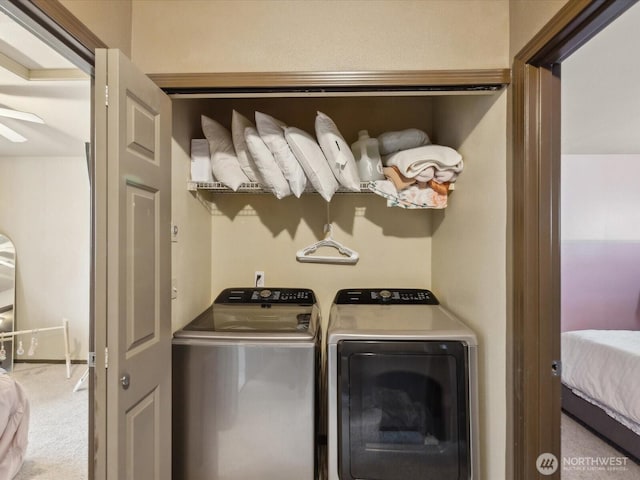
94;49;172;480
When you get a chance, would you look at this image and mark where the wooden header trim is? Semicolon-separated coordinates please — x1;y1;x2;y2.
148;69;510;92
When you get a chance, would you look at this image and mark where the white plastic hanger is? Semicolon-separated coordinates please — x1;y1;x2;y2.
296;224;359;264
296;203;359;265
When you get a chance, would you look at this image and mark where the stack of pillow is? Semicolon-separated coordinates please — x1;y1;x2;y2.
200;110;361;202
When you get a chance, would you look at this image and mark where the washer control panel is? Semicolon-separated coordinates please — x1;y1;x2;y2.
334;288;439;305
215;288;316;305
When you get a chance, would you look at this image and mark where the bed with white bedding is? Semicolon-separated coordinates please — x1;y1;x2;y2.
0;368;29;479
561;329;640;460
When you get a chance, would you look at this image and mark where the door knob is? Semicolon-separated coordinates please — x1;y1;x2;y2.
121;374;130;390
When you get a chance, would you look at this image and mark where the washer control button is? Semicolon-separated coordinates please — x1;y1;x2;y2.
259;289;272;299
379;289;392;300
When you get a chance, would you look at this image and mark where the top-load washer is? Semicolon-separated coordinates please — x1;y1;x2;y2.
326;288;479;480
172;287;320;480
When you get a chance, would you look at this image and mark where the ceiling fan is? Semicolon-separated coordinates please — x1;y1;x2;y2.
0;106;44;142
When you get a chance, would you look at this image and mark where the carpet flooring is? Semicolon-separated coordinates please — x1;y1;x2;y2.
562;413;640;479
11;363;87;480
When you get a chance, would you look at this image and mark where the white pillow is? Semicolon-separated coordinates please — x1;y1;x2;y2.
315;111;361;191
255;112;307;197
201;115;249;191
231;110;261;182
377;128;431;155
284;126;339;202
244;126;292;199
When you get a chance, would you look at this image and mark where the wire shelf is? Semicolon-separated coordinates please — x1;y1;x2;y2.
187;181;373;194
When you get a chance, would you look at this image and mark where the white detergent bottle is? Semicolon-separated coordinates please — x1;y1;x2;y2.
351;130;384;181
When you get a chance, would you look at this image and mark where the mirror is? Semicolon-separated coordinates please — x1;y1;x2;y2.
0;233;15;371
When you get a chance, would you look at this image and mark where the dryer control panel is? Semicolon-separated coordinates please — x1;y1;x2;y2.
334;288;439;305
215;288;316;305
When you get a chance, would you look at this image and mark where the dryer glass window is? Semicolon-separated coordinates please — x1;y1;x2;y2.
338;341;469;480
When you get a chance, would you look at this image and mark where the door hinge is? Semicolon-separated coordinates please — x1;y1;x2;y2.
551;359;562;377
105;85;109;107
88;351;96;368
105;347;109;369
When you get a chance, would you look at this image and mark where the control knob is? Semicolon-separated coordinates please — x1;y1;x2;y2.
379;290;392;301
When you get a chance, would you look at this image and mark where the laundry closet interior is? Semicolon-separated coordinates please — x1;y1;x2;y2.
159;70;508;480
165;73;508;327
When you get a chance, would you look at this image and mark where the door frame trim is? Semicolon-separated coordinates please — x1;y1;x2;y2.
510;1;638;478
4;0;105;71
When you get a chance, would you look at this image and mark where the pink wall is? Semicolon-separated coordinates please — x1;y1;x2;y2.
561;241;640;332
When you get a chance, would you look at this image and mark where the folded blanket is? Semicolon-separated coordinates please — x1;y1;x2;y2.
383;166;415;190
383;145;463;182
414;167;459;184
368;180;448;209
383;166;452;193
0;369;29;480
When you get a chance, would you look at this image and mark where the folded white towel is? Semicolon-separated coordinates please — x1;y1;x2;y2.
190;139;214;183
383;144;463;181
414;168;459;184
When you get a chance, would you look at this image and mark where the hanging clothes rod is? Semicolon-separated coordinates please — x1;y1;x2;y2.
0;318;71;379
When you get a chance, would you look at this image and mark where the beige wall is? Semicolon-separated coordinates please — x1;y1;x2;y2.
432;91;508;479
171;100;214;330
60;0;133;56
131;0;509;73
0;156;90;361
509;0;569;58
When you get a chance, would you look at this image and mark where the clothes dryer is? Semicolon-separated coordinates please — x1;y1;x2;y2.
326;288;479;480
173;287;320;480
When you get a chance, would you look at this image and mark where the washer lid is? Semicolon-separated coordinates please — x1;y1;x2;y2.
191;305;315;333
174;288;319;341
327;289;477;346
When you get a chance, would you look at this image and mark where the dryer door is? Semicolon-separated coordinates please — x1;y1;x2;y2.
338;341;470;480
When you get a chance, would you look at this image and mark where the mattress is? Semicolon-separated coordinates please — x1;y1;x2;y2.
561;330;640;434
